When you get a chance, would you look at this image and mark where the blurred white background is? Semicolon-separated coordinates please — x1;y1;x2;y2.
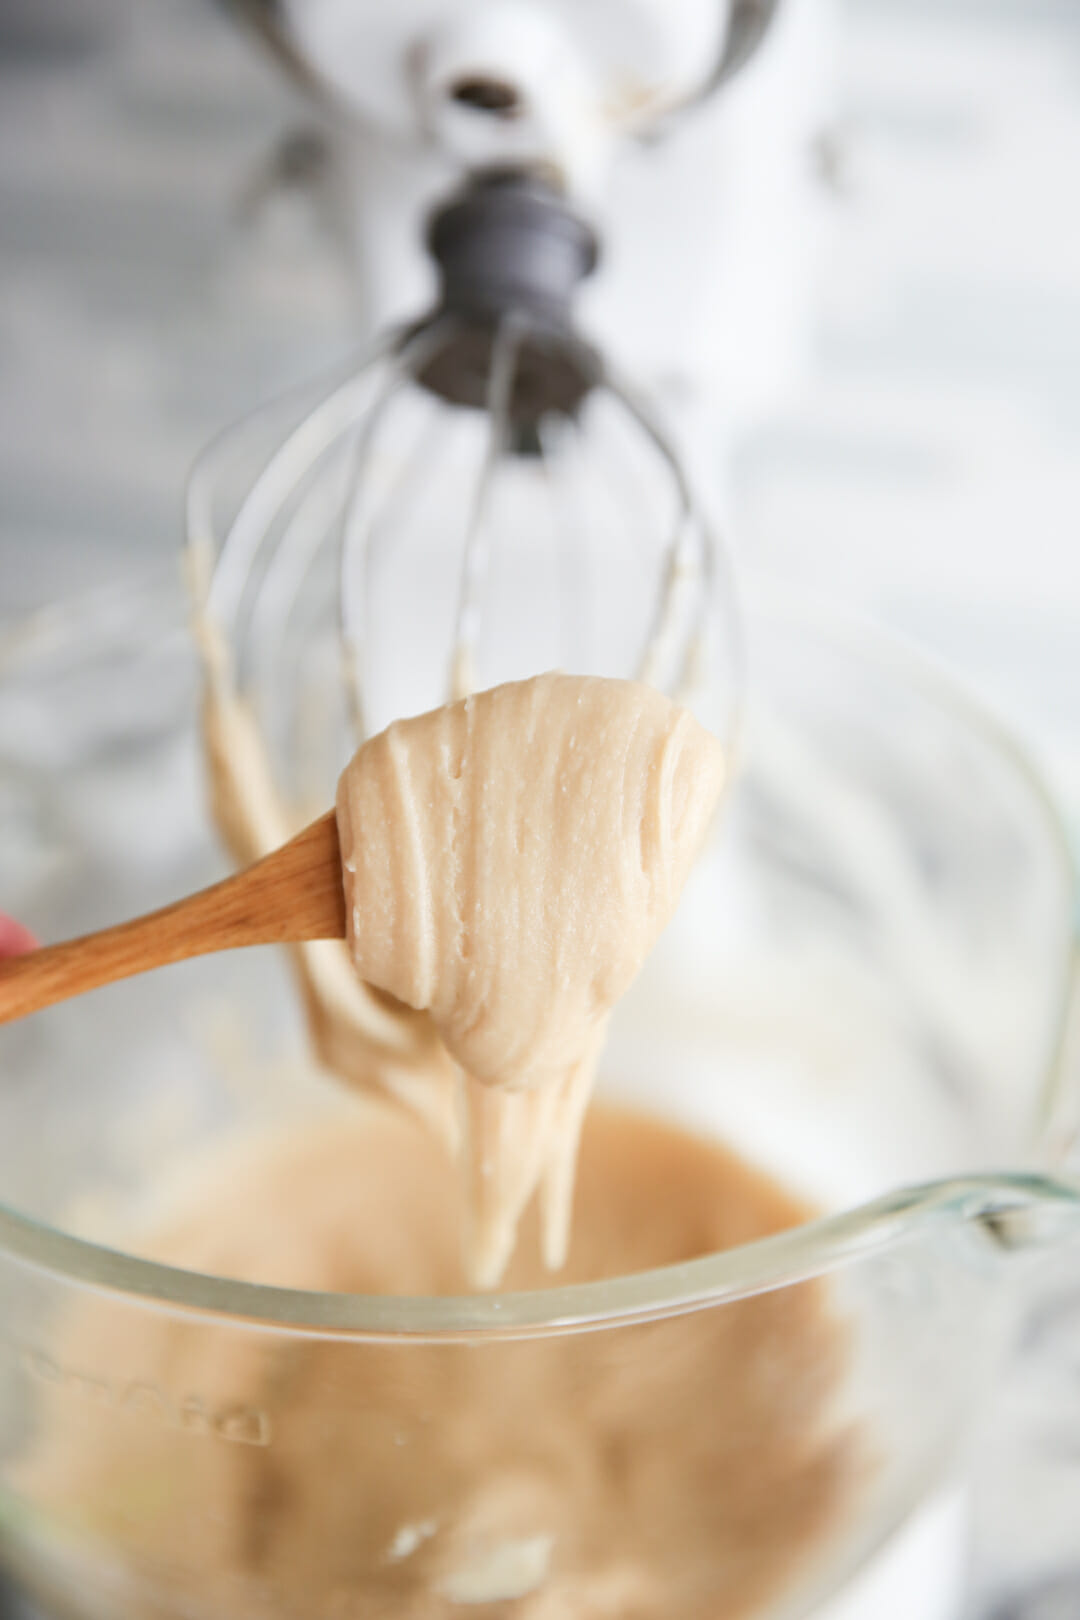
0;4;1078;1613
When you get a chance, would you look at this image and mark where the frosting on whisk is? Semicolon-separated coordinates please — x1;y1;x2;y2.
196;589;723;1285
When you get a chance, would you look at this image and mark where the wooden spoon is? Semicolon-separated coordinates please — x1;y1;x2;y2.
0;811;345;1026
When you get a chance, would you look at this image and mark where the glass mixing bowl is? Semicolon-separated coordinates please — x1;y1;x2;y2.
0;569;1076;1620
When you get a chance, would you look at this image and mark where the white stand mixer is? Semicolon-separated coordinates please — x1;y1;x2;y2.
230;0;835;490
194;0;837;765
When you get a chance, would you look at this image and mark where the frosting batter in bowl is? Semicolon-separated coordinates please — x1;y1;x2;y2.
13;1098;859;1620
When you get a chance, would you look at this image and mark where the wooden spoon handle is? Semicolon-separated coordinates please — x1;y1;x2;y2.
0;811;346;1026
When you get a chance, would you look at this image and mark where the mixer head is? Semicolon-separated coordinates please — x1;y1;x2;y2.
230;1;784;149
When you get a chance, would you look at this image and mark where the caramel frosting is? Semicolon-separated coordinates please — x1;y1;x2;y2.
336;673;724;1283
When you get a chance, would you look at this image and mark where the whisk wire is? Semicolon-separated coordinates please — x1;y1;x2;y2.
338;319;460;740
200;334;399;638
448;315;524;701
537;413;591;674
604;365;737;704
249;463;349;713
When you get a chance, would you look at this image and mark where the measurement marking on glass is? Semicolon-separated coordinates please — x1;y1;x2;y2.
0;1336;272;1446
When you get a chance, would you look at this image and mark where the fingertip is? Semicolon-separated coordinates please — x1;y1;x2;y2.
0;914;37;959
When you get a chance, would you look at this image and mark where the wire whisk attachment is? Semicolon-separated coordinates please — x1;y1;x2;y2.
188;172;742;775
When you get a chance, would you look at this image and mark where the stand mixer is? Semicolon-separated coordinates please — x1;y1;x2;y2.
188;0;836;841
192;0;837;739
229;0;831;428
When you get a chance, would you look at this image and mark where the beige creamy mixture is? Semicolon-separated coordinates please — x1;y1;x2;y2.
15;1101;859;1620
335;672;725;1284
